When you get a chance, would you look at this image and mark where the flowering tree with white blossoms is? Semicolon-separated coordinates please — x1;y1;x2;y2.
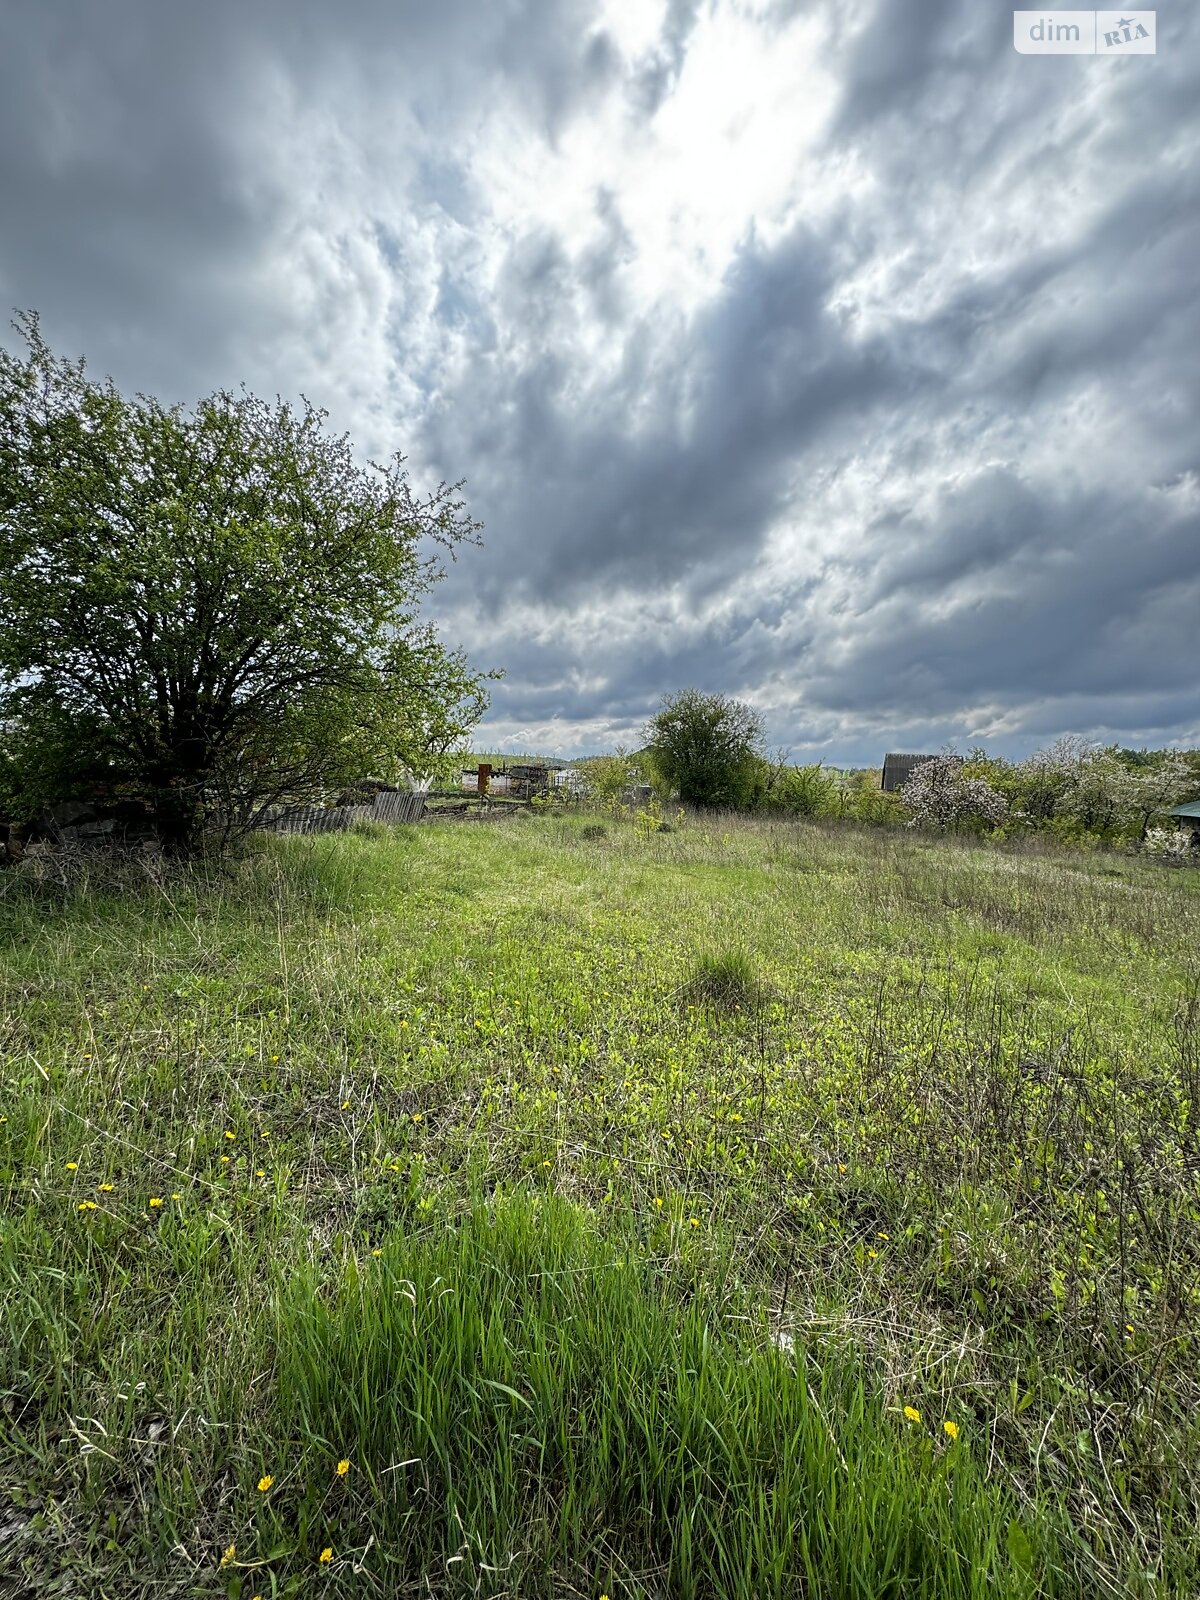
901;754;1008;832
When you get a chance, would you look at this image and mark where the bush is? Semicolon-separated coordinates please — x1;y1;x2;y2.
902;755;1008;833
580;823;607;841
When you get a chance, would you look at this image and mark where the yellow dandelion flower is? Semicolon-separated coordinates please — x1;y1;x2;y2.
653;1197;663;1209
943;1421;959;1441
837;1163;847;1173
148;1197;163;1208
77;1200;97;1212
224;1131;235;1140
1125;1323;1135;1334
903;1406;921;1424
221;1155;231;1163
170;1193;182;1201
371;1249;383;1257
256;1169;266;1178
689;1217;700;1228
98;1183;114;1192
220;1543;236;1568
411;1112;422;1124
336;1458;350;1477
270;1054;279;1061
318;1546;333;1564
260;1131;270;1140
257;1474;273;1492
541;1160;551;1169
65;1161;78;1171
867;1248;878;1259
341;1100;350;1109
876;1231;890;1240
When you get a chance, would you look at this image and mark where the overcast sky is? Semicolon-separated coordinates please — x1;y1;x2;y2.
2;1;1197;762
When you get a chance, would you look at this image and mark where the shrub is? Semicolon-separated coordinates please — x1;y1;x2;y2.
902;755;1008;832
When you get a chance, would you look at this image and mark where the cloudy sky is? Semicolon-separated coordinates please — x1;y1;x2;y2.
2;1;1197;762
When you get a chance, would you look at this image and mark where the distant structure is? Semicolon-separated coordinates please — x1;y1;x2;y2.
880;752;940;793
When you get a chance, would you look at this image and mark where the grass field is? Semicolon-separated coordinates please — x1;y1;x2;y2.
2;812;1199;1598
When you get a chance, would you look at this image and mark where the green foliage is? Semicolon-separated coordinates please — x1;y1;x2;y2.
645;689;765;808
760;761;840;817
0;313;492;849
575;747;644;806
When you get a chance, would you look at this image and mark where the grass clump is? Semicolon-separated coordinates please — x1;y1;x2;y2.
684;946;763;1012
271;1194;1046;1598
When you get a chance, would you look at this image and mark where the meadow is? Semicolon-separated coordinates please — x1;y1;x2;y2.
2;812;1199;1598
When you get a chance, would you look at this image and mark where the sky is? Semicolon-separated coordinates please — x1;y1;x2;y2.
1;0;1197;764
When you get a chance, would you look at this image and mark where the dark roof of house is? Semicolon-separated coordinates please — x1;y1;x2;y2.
880;752;941;792
1165;800;1200;820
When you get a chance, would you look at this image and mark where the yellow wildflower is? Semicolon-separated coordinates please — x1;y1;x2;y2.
221;1155;231;1163
224;1131;235;1140
256;1169;266;1178
257;1474;273;1492
220;1543;236;1568
98;1183;114;1192
341;1100;350;1109
943;1421;959;1441
371;1249;382;1257
65;1162;78;1171
148;1197;163;1208
170;1193;182;1201
411;1113;422;1124
652;1197;664;1209
336;1458;350;1477
689;1217;700;1228
78;1200;97;1212
319;1547;333;1564
903;1406;921;1424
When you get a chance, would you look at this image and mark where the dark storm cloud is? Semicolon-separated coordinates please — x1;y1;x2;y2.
2;0;1198;761
429;223;908;609
0;0;612;393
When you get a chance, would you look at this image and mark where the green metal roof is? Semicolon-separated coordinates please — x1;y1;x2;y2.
1165;800;1200;819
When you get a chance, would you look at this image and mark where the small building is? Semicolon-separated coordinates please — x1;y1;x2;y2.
1164;800;1200;843
880;753;940;793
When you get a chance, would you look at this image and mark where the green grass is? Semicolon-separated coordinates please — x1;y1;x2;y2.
2;813;1199;1596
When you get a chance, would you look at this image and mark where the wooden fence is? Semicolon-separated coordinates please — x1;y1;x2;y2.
262;790;426;835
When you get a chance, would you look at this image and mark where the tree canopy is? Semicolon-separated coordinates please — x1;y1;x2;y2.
0;313;492;850
644;689;765;808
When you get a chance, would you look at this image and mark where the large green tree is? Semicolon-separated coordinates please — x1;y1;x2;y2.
644;689;765;808
0;314;491;851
